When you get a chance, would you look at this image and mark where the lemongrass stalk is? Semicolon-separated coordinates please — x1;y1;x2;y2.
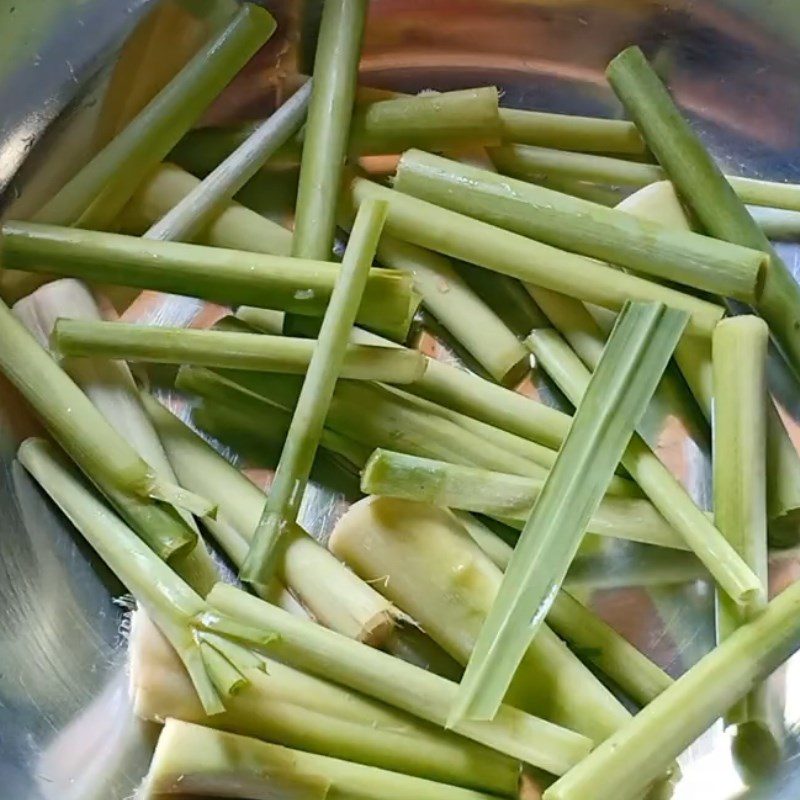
544;575;800;800
18;439;274;716
119;163;294;254
1;220;415;340
384;623;465;681
394;150;767;302
749;206;800;240
713;317;781;755
147;81;312;242
607;46;800;380
345;175;725;336
131;614;517;793
292;0;367;261
209;582;593;773
497;107;647;155
241;200;388;583
362;449;684;549
34;5;275;230
226;308;286;335
451;302;689;725
527;325;763;607
143;718;504;800
329;496;632;742
53;320;425;383
143;393;403;646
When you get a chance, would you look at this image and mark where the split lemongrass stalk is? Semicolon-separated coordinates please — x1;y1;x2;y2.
329;496;632;743
147;81;312;242
606;46;800;380
34;4;275;229
241;199;388;584
497;107;647;154
132;614;516;793
0;299;209;561
143;393;404;646
345;175;724;336
616;181;800;547
544;577;800;800
450;302;689;725
292;0;367;261
490;143;800;213
18;439;274;716
393;149;767;302
142;719;505;800
0;220;416;340
52;320;426;383
208;582;593;773
14;280;218;593
361;450;684;549
713;317;782;757
527;322;763;606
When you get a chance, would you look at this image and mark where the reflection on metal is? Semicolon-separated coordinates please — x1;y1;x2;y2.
2;0;800;797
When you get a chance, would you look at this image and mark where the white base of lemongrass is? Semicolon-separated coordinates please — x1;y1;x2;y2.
130;612;520;795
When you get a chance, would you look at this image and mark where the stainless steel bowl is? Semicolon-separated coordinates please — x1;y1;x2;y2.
3;2;800;798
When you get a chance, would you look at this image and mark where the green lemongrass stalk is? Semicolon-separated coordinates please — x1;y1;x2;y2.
17;439;274;716
12;279;219;592
497;108;647;154
394;150;767;302
450;302;689;725
543;576;800;800
713;317;781;753
131;613;517;793
528;175;627;206
147;81;312;242
143;718;504;800
33;5;275;230
606;46;800;380
119;163;293;255
527;324;763;606
292;0;367;261
750;206;800;240
329;496;632;743
0;220;416;340
361;450;684;549
616;181;800;547
489;143;800;215
209;582;593;773
52;320;426;383
0;299;206;562
384;623;465;682
143;393;405;646
345;175;725;336
241;200;388;584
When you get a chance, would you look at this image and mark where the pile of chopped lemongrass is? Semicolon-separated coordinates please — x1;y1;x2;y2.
7;2;800;797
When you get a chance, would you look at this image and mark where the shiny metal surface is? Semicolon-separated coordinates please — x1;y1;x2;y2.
2;1;800;797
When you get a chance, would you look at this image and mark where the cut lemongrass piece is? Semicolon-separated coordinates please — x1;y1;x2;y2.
527;325;763;607
18;439;274;716
345;175;725;336
497;107;647;154
544;576;800;800
713;316;782;761
119;163;294;255
1;220;416;341
209;582;593;773
451;302;688;725
143;393;401;645
394;149;767;302
52;320;426;383
607;46;800;380
34;4;276;230
361;450;684;549
292;0;367;261
131;613;519;794
143;718;506;800
329;496;632;743
384;623;465;682
148;81;311;242
241;199;388;585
